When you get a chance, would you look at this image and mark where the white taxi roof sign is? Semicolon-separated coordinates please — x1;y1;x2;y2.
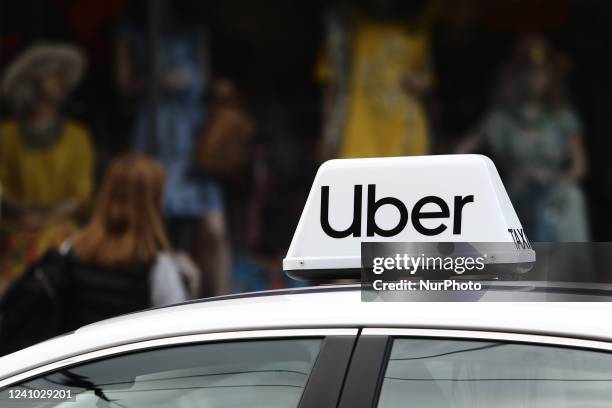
283;155;535;280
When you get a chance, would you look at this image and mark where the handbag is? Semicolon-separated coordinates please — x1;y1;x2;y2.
0;246;71;356
196;105;254;178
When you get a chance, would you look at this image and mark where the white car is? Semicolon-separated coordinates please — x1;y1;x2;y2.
1;284;612;407
1;155;611;407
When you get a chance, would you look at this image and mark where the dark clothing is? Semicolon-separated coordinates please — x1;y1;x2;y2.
0;249;67;355
0;248;153;356
63;255;152;331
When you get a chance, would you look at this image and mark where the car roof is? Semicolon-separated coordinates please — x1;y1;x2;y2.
2;283;612;381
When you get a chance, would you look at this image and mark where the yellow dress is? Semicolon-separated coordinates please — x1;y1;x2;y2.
320;18;431;158
0;119;93;207
0;119;94;289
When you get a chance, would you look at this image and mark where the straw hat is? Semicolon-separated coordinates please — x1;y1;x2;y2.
2;44;86;109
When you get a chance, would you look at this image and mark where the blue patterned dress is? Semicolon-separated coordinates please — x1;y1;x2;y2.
130;29;223;218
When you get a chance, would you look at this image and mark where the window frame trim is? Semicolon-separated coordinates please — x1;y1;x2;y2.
337;334;392;408
338;328;612;408
0;328;357;389
298;335;357;408
361;328;612;352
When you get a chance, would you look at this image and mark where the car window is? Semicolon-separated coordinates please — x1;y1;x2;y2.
378;338;612;408
0;338;322;408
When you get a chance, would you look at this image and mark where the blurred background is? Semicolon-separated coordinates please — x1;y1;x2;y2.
0;0;611;299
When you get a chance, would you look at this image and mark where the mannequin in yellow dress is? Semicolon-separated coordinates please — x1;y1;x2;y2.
0;45;94;290
317;0;436;159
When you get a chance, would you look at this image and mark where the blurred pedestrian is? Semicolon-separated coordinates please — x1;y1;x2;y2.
317;0;437;160
116;1;231;296
458;37;589;241
69;154;189;316
0;154;188;355
0;44;94;292
197;78;255;181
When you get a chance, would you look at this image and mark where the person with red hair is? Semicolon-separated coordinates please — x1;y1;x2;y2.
69;154;189;327
0;154;188;354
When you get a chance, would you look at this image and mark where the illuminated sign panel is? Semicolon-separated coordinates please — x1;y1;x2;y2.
283;155;535;278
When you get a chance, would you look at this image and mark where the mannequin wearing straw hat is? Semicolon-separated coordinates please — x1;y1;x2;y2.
0;44;94;291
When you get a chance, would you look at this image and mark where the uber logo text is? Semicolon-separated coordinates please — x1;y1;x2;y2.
320;185;474;238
